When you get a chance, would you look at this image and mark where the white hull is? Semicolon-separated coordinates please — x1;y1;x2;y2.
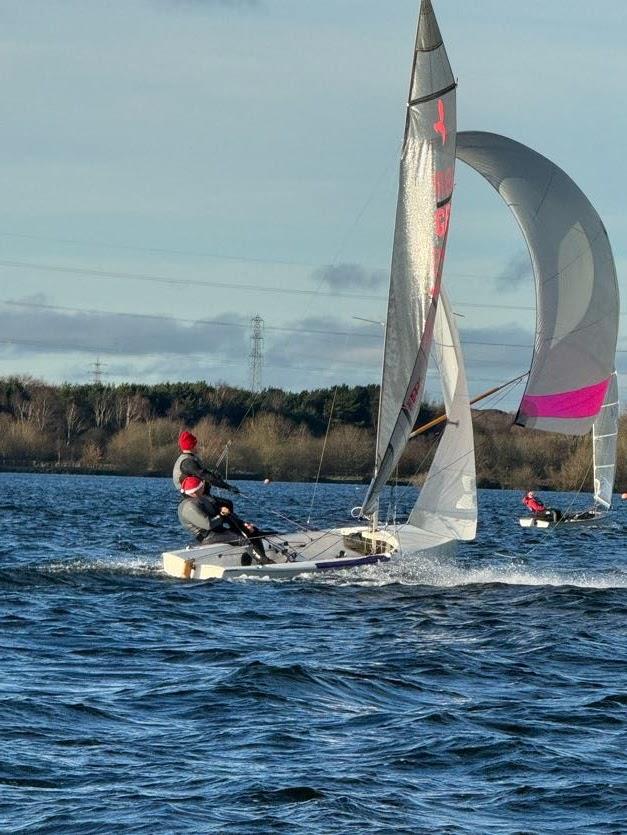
162;525;456;581
519;511;610;529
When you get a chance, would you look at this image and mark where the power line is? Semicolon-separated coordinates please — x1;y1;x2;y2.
0;231;322;268
3;299;626;353
0;258;383;300
2;257;625;317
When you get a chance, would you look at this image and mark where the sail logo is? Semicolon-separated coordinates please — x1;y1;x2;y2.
434;204;451;238
433;99;447;144
404;379;421;412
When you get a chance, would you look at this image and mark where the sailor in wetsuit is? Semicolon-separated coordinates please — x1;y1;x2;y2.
178;477;271;562
522;491;562;523
172;430;239;511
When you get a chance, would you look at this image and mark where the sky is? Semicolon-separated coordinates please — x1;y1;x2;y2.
0;0;625;411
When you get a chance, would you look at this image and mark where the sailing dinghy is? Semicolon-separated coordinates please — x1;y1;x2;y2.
519;372;619;528
162;0;478;580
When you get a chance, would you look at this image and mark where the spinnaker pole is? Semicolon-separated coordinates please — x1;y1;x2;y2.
409;372;528;438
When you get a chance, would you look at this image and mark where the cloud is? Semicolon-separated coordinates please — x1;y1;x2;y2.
494;251;533;292
312;263;387;293
0;300;248;359
154;0;260;9
264;314;382;378
458;322;534;370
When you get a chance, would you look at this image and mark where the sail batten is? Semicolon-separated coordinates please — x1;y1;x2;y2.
362;0;457;518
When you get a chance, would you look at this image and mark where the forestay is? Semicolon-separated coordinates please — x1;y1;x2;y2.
362;0;457;517
456;131;620;436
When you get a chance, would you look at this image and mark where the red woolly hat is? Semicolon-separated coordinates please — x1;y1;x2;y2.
180;476;203;495
178;430;197;452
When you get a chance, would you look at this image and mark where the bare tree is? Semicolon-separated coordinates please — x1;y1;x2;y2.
92;390;114;429
65;401;83;447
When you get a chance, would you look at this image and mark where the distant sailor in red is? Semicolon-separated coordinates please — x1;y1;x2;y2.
522;491;545;514
522;491;562;523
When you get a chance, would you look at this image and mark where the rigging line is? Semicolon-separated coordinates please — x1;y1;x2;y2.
208;389;267;469
307;387;338;525
201;392;264;464
323;148;400;279
228;485;320;540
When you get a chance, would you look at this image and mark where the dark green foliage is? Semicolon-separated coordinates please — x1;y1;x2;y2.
0;376;623;490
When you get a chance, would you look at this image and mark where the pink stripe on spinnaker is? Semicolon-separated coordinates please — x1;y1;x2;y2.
520;377;610;419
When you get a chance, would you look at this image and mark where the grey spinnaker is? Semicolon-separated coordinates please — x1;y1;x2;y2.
456;131;619;436
361;0;457;517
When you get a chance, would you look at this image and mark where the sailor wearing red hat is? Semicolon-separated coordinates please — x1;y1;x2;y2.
177;475;270;562
172;430;240;498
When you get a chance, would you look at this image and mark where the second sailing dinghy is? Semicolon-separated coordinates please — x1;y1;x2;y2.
519;373;619;528
162;1;477;580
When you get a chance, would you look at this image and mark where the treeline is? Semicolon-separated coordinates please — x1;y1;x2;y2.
0;376;624;492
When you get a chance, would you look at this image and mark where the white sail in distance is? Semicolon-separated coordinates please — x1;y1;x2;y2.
362;0;457;517
593;372;619;509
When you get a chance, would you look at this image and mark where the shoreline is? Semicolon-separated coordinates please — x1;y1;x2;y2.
0;464;560;492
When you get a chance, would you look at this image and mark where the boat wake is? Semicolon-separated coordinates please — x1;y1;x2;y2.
0;555;163;588
304;551;627;590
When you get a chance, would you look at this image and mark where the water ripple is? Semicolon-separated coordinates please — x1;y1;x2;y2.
0;474;626;833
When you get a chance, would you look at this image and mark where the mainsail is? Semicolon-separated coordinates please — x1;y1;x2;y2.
593;371;619;509
362;0;457;517
408;290;477;541
456;131;620;436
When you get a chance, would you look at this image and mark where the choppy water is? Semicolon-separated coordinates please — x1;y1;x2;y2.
1;473;626;834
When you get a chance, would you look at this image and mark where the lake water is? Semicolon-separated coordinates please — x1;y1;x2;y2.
1;473;626;833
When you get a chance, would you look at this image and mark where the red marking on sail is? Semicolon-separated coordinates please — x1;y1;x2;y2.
433;99;447;145
434;166;454;201
403;379;422;411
